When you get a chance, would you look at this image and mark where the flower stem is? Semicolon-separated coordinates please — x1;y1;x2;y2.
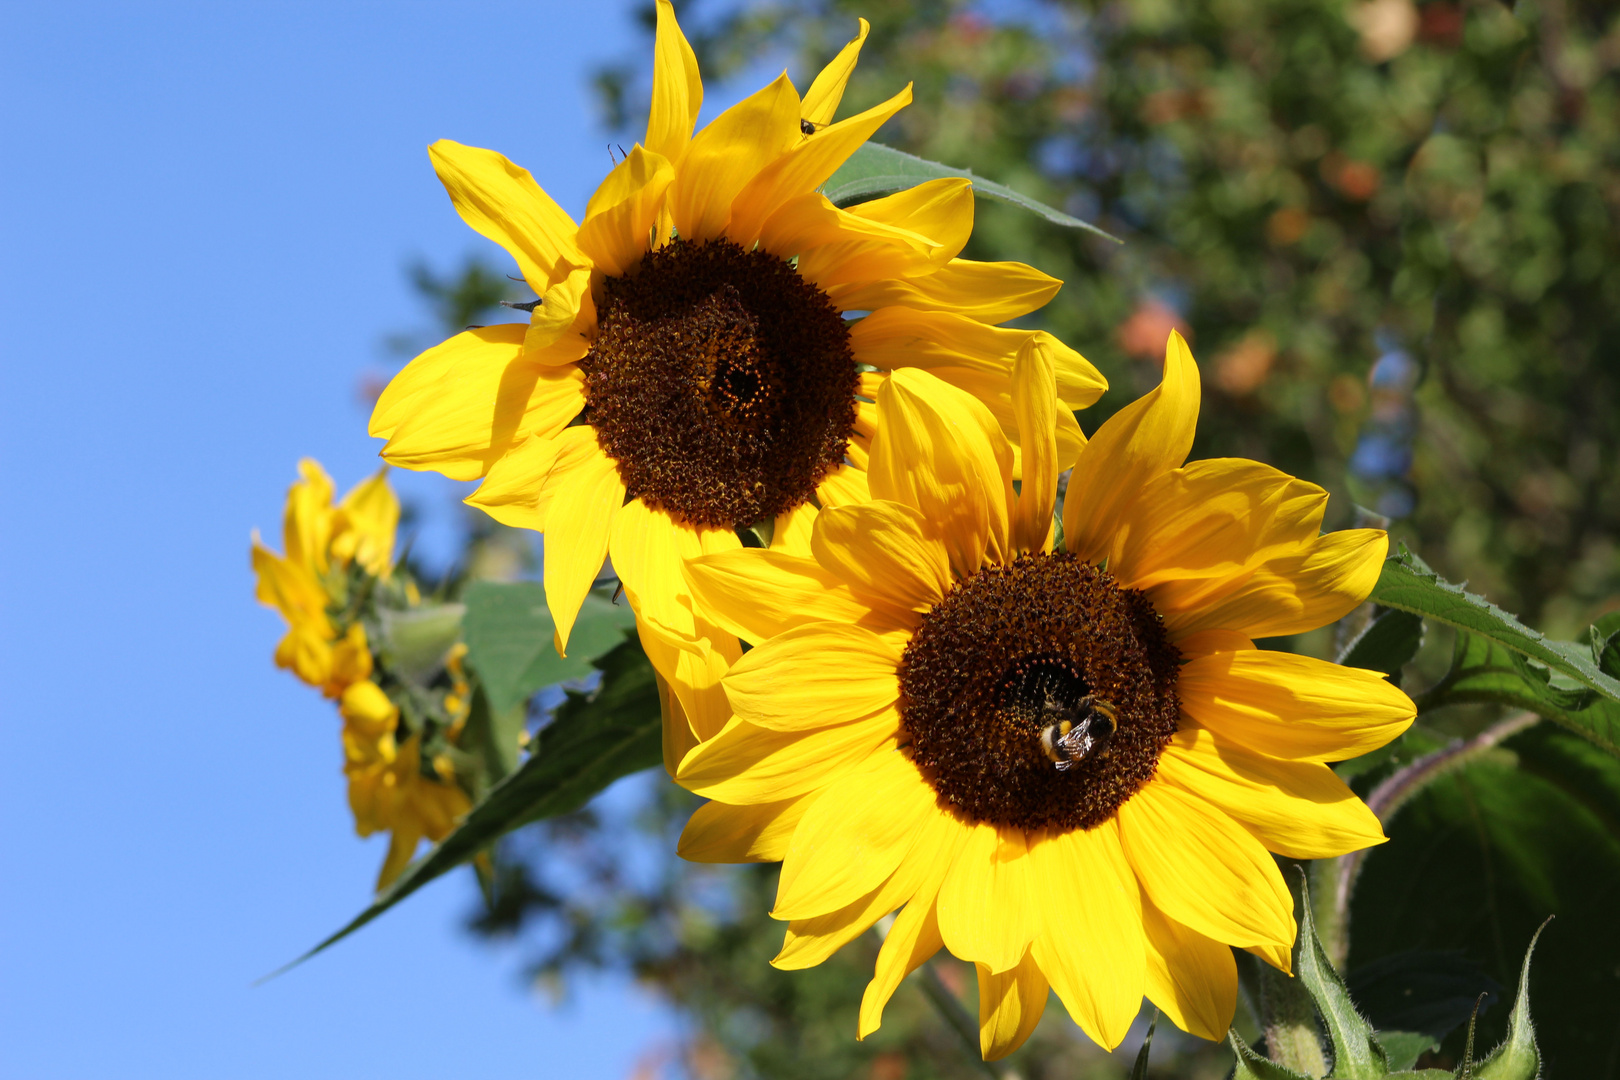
915;961;1000;1080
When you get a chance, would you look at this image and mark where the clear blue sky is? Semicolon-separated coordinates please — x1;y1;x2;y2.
0;3;770;1076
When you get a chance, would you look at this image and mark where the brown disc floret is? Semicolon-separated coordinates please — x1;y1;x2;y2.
897;553;1181;832
579;238;858;528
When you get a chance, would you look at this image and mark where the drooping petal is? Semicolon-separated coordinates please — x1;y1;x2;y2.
801;18;870;126
1177;649;1415;762
677;711;900;804
684;548;914;645
1028;821;1146;1050
977;952;1050;1060
869;368;1013;577
1010;335;1059;553
1063;330;1200;564
723;622;901;732
678;793;817;863
760;191;950;292
859;892;946;1039
1158;724;1387;859
937;823;1037;974
828;258;1062;325
523;264;596;355
845;178;975;265
1141;896;1238;1042
428;140;585;294
334;469;399;578
913;365;1085;483
1116;780;1294;952
283;459;336;571
645;0;703;164
668;73;801;243
774;748;935;919
540;431;625;655
816;461;872;508
771;500;817;557
810;501;952;613
373;325;587;481
464;431;567;532
576;145;675;278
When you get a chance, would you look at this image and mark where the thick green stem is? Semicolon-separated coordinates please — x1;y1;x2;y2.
915;961;1001;1080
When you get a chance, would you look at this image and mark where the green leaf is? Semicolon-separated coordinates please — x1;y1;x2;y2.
822;142;1120;241
1475;921;1547;1080
1129;1011;1156;1080
461;581;636;714
1371;546;1620;752
1293;872;1389;1078
269;637;661;976
1339;607;1424;686
1350;724;1620;1074
460;683;526;787
1228;1029;1312;1080
1346;951;1501;1043
1587;610;1620;679
1427;631;1620;755
1377;1032;1440;1072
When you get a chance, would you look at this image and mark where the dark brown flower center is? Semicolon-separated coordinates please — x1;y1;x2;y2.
897;553;1180;832
578;238;858;529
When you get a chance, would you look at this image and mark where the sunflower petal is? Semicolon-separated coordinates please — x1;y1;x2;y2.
465;431;566;532
677;711;900;804
1028;821;1146;1050
668;73;801;243
723;622;900;732
978;952;1050;1060
645;0;703;164
845;178;975;265
577;145;675;278
817;461;872;508
1117;780;1294;951
801;18;870;126
758;192;948;291
937;824;1037;974
428;140;585;294
679;793;817;863
1063;330;1200;564
771;500;817;557
911;365;1085;484
859;892;946;1039
811;501;953;613
1178;649;1415;762
870;368;1014;577
1011;336;1059;553
685;548;914;645
1142;897;1238;1042
828;258;1062;325
541;433;625;655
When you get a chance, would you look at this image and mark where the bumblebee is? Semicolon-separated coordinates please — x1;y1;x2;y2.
1038;696;1118;771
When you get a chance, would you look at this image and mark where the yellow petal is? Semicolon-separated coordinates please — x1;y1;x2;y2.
801;18;869;126
657;668;698;777
676;711;900;804
428;140;585;294
576;145;674;278
845;178;974;266
1141;896;1238;1042
334;469;399;578
541;435;625;655
1028;820;1146;1050
668;73;801;243
283;458;336;571
912;365;1085;484
730;84;913;246
1159;529;1389;640
684;548;912;645
859;892;946;1039
850;308;1106;409
977;952;1050;1060
771;500;817;557
645;0;702;165
1178;648;1415;762
816;461;872;508
827;257;1061;325
869;368;1013;577
609;497;739;644
464;430;568;532
811;501;952;613
937;823;1037;974
758;190;948;291
1010;336;1059;553
774;748;936;919
377;826;423;891
723;622;900;732
1158;725;1386;860
1116;780;1294;951
678;793;817;863
523;264;595;355
374;325;587;482
1063;329;1200;564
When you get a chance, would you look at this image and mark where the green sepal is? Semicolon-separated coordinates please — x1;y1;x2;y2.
822;142;1119;240
1338;607;1424;685
461;581;635;714
1474;921;1548;1080
1586;611;1620;679
265;636;661;978
1228;1029;1312;1080
1378;1032;1440;1072
1294;872;1390;1078
377;601;465;681
1129;1011;1156;1080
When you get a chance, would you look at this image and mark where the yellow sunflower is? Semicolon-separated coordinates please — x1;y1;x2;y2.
674;333;1415;1058
366;0;1106;767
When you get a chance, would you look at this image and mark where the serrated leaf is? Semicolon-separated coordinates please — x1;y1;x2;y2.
1475;922;1547;1080
1228;1029;1313;1080
1377;1032;1440;1072
268;637;661;977
1293;872;1389;1078
462;581;635;714
1129;1012;1156;1080
1340;607;1424;685
1587;610;1620;679
1430;632;1620;755
822;142;1119;241
1372;546;1620;753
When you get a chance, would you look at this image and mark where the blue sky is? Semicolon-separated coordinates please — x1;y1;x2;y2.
0;3;773;1076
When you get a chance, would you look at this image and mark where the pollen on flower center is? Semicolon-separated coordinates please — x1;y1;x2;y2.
579;238;859;529
897;553;1181;832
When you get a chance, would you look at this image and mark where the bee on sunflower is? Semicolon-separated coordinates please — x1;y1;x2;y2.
673;334;1416;1058
365;0;1106;770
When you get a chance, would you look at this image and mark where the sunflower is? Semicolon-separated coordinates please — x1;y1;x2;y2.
366;0;1105;767
674;333;1415;1058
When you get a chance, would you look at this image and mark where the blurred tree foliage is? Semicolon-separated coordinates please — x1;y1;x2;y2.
393;1;1620;1074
